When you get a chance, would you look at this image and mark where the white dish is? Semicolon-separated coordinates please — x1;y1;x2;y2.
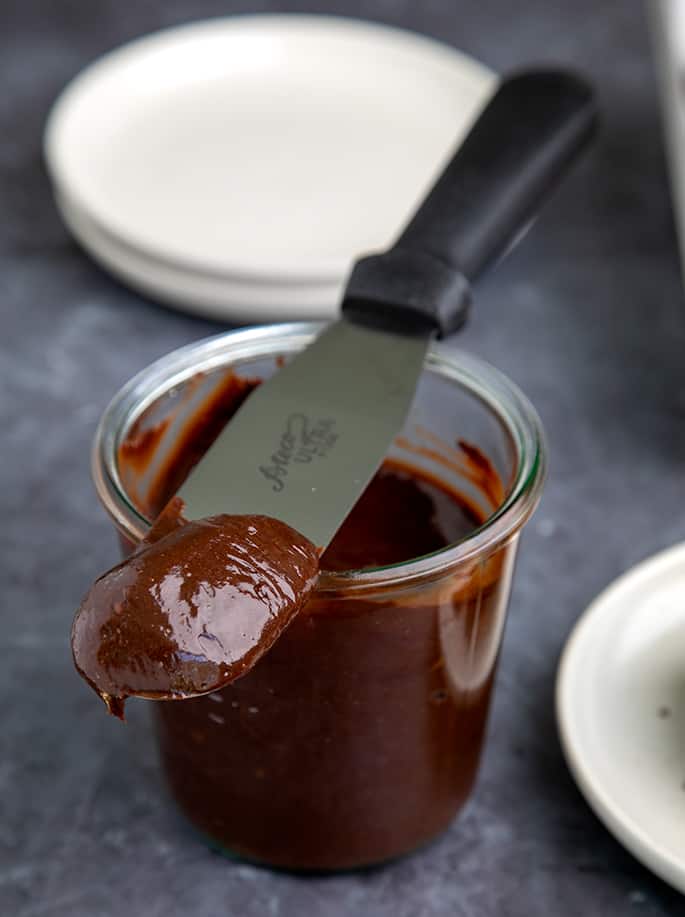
55;191;338;323
557;542;685;893
44;15;495;320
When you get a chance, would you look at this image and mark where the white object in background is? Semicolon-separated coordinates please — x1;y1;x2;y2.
649;1;685;284
557;542;685;894
54;191;339;323
44;15;496;323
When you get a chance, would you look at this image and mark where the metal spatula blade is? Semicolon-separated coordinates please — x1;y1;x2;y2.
177;70;598;546
177;321;430;546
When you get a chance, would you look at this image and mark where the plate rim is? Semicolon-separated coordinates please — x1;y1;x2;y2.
556;539;685;892
43;13;496;282
56;189;343;322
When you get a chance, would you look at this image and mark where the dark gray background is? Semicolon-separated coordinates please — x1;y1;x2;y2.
3;0;685;914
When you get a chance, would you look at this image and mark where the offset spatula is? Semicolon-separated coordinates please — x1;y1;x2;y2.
178;70;597;546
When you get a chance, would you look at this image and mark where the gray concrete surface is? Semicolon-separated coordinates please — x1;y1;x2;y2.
3;0;685;914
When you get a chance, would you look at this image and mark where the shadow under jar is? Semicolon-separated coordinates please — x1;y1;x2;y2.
92;322;545;871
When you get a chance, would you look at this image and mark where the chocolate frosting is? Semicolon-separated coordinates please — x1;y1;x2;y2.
71;512;319;718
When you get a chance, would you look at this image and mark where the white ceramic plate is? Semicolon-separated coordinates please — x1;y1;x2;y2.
54;190;339;322
557;542;685;893
44;15;495;321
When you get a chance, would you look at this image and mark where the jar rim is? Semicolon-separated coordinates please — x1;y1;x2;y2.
92;322;546;593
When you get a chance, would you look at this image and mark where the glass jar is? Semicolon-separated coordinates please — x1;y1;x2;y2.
91;323;545;871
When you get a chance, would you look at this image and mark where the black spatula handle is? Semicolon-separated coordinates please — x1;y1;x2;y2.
343;69;598;337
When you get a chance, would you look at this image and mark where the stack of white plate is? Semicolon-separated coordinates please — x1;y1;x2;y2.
44;15;496;323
